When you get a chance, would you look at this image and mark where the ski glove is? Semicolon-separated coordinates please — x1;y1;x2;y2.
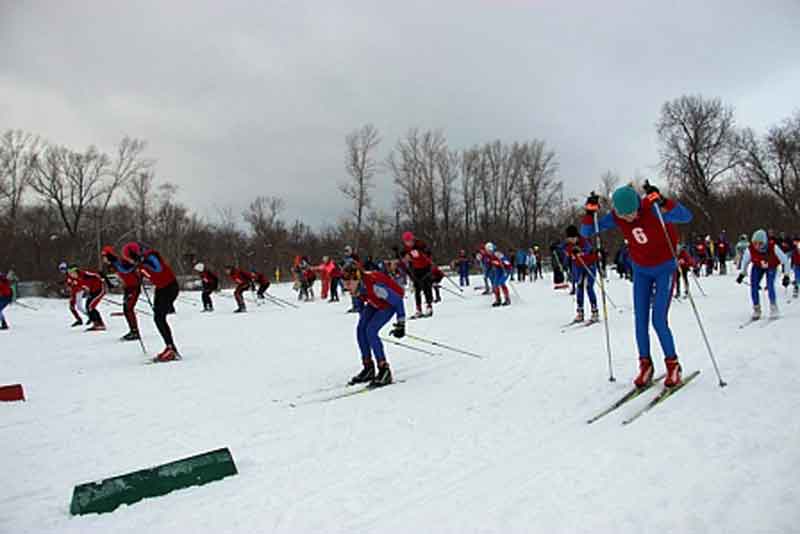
585;193;600;213
736;273;745;284
643;181;666;206
783;275;791;288
390;321;406;338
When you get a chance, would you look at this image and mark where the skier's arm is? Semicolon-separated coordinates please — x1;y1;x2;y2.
739;248;752;275
142;254;163;273
580;212;617;238
774;247;791;272
373;283;406;321
659;199;693;224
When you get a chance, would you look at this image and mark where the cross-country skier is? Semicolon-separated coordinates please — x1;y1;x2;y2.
565;225;599;323
0;271;12;330
527;248;537;282
674;244;693;299
250;268;271;300
59;261;84;327
342;263;406;388
582;184;692;388
691;236;708;277
716;231;730;275
515;248;529;281
101;246;142;341
477;245;492;294
735;229;791;319
193;263;219;311
487;243;512;307
67;265;106;331
453;250;471;287
431;264;445;302
122;242;180;362
225;265;252;312
398;231;434;318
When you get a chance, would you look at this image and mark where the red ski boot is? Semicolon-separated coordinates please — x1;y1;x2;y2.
664;358;682;387
153;346;180;363
633;358;654;388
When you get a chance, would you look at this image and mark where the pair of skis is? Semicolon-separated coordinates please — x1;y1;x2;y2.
560;318;599;333
288;379;406;407
587;370;701;425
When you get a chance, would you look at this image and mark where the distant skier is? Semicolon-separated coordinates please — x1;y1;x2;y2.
342;263;406;388
550;242;568;289
487;243;512;307
691;236;708;277
526;248;537;283
674;244;693;299
515;248;529;282
532;246;543;280
225;265;252;312
453;250;471;287
716;231;730;275
194;263;219;311
250;268;271;300
564;225;599;323
431;264;445;303
0;271;12;330
67;265;106;331
736;229;791;319
101;245;142;341
398;231;434;318
582;184;692;388
60;261;84;327
734;234;749;269
122;242;181;362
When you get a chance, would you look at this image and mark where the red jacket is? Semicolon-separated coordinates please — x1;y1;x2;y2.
361;271;404;311
229;268;252;286
792;246;800;267
431;265;444;283
139;249;177;289
565;236;598;267
74;270;104;294
0;274;11;298
749;243;781;270
252;271;270;286
677;249;694;269
403;240;432;269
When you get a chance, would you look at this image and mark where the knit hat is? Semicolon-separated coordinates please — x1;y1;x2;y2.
611;186;640;216
751;229;767;244
402;231;414;242
566;225;579;238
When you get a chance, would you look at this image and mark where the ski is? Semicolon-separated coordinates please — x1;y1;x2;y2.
586;373;665;424
290;379;405;407
738;318;759;329
621;370;701;425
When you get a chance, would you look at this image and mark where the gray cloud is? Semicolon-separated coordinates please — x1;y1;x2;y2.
2;0;799;227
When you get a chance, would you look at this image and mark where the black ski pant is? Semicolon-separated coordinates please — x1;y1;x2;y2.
256;282;270;298
85;288;105;325
124;286;141;332
516;265;527;281
412;267;433;310
234;282;249;310
674;268;689;296
154;281;179;348
330;277;340;301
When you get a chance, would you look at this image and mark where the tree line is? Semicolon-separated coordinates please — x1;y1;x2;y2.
1;94;798;282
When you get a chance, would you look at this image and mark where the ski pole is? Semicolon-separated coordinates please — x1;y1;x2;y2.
443;272;464;292
12;300;38;311
592;211;616;382
177;295;199;306
690;270;707;297
575;254;621;311
508;280;523;302
264;291;300;309
404;333;486;359
653;207;727;387
439;284;466;299
379;336;439;356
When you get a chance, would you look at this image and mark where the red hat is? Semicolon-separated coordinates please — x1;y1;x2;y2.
121;242;142;263
402;231;414;242
101;245;115;256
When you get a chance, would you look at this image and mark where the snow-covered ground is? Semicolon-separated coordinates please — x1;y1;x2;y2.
2;274;798;533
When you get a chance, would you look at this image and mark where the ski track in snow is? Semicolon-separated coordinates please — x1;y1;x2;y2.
1;276;799;533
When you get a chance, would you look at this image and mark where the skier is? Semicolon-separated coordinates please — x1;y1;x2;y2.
550;241;569;289
735;229;791;319
194;263;219;312
582;184;692;388
533;246;543;280
487;244;512;307
342;263;406;388
121;242;180;362
792;238;800;299
674;244;693;299
716;231;730;275
319;256;333;300
225;265;252;312
564;225;599;323
60;261;84;327
0;271;12;330
329;260;343;302
67;265;106;331
453;250;471;287
691;236;708;277
250;268;271;300
431;264;444;303
515;247;529;282
477;245;492;294
398;231;434;318
527;248;537;283
734;234;749;269
101;246;142;341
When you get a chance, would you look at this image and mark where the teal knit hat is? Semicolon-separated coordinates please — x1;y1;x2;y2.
612;186;640;216
751;229;767;244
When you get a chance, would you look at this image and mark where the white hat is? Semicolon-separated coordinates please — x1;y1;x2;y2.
485;242;496;253
193;262;205;272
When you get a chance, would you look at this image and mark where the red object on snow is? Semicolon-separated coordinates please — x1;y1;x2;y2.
0;384;25;402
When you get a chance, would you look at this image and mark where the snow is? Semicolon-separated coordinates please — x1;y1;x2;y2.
2;275;798;533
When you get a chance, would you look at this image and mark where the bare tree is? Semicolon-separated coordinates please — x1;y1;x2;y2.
126;171;155;241
737;112;800;218
657;95;741;230
515;140;561;243
598;170;620;205
436;148;460;247
341;124;381;250
0;130;41;234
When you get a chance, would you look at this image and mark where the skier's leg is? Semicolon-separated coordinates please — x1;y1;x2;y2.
766;268;777;304
356;306;374;359
651;264;677;358
365;308;395;363
750;267;764;306
575;269;585;312
586;266;598;309
632;267;654;358
0;298;9;327
124;287;140;332
154;282;179;349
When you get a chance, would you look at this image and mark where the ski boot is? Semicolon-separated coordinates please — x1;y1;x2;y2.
423;305;433;317
751;305;761;320
794;284;799;299
590;309;599;322
0;320;8;330
121;330;140;341
664;357;682;387
769;302;779;318
633;358;654;388
71;319;83;328
370;363;393;388
86;322;106;332
573;309;585;323
153;346;180;363
349;360;376;385
233;306;246;314
502;298;511;306
492;299;502;307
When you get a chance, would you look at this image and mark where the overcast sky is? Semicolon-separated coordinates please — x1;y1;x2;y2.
2;0;799;228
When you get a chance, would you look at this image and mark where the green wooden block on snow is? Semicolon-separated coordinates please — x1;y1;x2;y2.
69;447;237;516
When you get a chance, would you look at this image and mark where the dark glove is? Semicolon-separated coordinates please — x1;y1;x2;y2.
585;192;600;213
390;320;406;338
572;246;581;255
643;180;666;206
736;273;745;284
783;275;791;288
